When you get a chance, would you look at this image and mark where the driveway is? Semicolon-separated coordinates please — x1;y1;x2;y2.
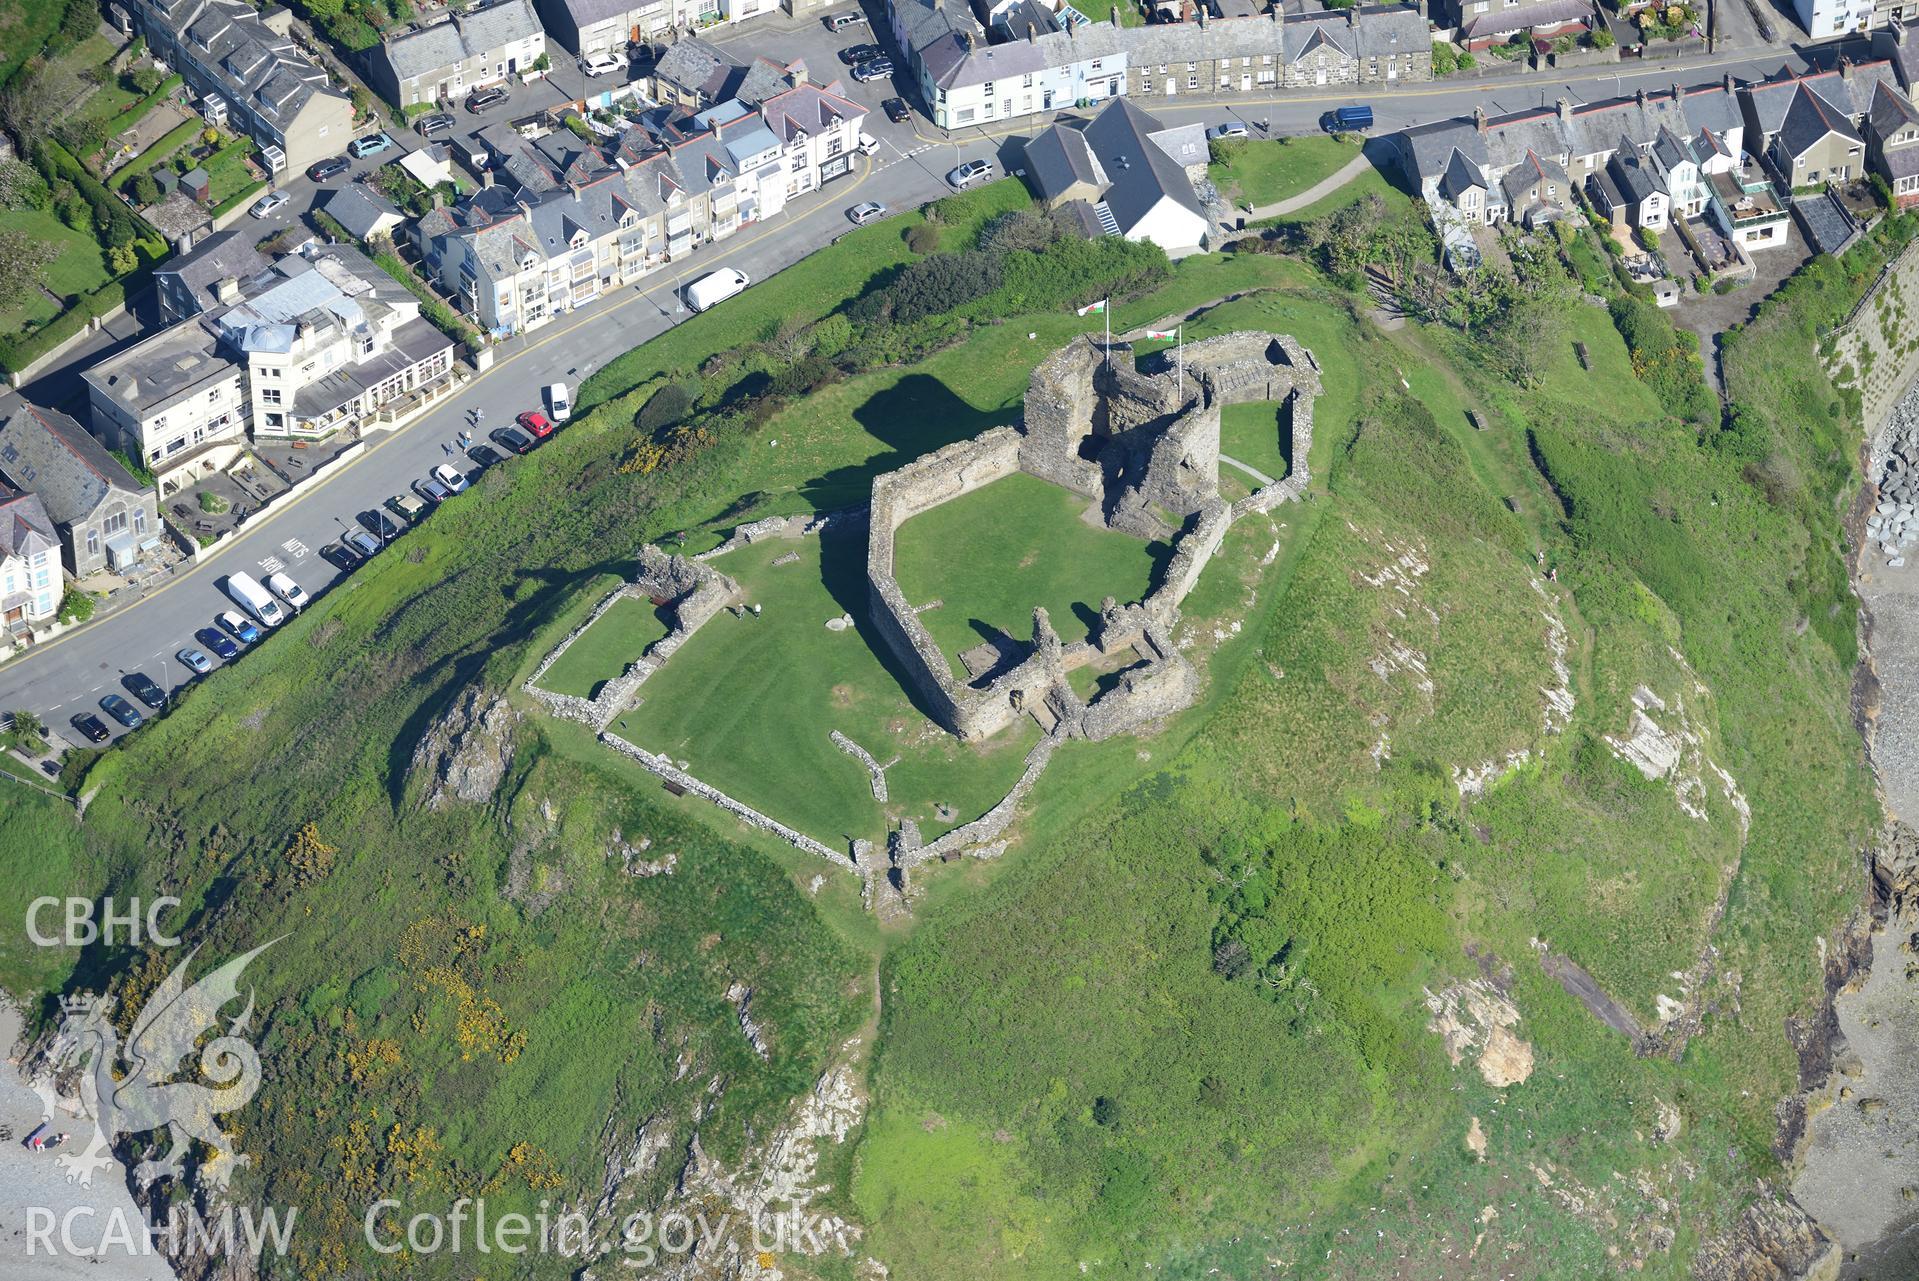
1667;223;1812;393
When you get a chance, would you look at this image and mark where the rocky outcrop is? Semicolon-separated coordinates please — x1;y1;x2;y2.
1872;819;1919;912
1690;1194;1839;1281
410;687;518;811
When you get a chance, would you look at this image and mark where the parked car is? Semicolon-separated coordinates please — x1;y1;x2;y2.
546;382;571;422
852;58;893;83
365;509;405;540
684;268;748;313
857;130;880;156
177;646;213;675
247;191;289;219
327;538;363;570
415;475;452;503
345;528;382;558
827;10;867;28
848;200;887;225
101;694;143;729
415;112;456;138
1321;104;1373;133
216;610;260;644
307;157;350;182
123;673;167;711
195;627;240;661
580;51;624;76
266;571;309;611
348;132;394;159
431;462;469;494
840;42;883;65
494;426;534;455
516;410;555;439
946;159;993;189
71;713;110;743
468;443;503;468
390;492;429;523
883;96;910;124
465;87;509;113
1207;121;1249;141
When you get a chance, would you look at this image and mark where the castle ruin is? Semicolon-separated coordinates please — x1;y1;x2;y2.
867;330;1321;743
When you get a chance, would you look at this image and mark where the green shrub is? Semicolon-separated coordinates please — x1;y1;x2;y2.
904;222;938;254
1590;27;1615;48
637;380;698;435
1430;42;1458;76
56;590;94;625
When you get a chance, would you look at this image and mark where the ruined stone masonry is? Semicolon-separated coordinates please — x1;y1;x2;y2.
524;545;739;731
867;330;1320;744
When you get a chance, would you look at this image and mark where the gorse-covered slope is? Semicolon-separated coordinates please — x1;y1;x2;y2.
0;178;1901;1280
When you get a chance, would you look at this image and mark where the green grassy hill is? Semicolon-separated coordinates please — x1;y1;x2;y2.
0;185;1898;1280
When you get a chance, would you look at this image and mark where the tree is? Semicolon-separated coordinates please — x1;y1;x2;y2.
1;709;47;755
0;60;87;142
1091;1095;1123;1127
0;228;61;309
1590;27;1615;48
1212;938;1253;980
108;243;138;273
126;171;161;206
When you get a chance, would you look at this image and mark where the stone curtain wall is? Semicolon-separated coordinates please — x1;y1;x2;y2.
868;330;1321;746
1830;239;1919;454
866;428;1026;739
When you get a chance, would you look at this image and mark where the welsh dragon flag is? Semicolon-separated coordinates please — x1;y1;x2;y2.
1144;328;1179;341
1075;299;1107;316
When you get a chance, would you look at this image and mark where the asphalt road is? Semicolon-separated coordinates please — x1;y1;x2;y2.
0;138;973;752
0;12;1818;753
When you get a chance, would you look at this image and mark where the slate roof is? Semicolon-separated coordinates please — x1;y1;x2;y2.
155;229;273;315
383;0;542;79
1869;79;1919;139
146;0;347;132
1025;97;1203;238
0;486;57;562
546;0;640;26
1458;0;1591;40
1795;189;1856;254
0;394;147;532
1500;149;1569;209
1745;64;1895;137
1774;81;1863;159
323;185;405;240
654;37;741;101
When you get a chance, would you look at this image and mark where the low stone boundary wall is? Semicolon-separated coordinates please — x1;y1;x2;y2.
524;547;739;731
912;732;1061;865
602;731;855;869
831;730;890;802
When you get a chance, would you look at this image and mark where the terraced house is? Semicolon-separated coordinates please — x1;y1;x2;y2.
887;0;1428;129
0;395;159;579
1396;80;1778;233
0;485;60;641
121;0;354;175
365;0;548;111
420;75;865;335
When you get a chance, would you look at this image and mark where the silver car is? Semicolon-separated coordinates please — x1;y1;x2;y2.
946;159;992;189
847;201;887;225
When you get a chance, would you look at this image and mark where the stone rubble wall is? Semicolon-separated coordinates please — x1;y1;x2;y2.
830;730;889;802
909;732;1062;866
602;731;856;869
524;546;739;732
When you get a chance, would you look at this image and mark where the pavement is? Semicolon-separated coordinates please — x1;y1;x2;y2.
0;138;973;752
0;1;1826;753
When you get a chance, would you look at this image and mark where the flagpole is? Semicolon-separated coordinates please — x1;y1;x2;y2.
1105;304;1111;374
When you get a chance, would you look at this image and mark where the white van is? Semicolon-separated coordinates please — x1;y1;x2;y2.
686;268;749;313
226;571;286;627
266;571;309;611
546;382;571;422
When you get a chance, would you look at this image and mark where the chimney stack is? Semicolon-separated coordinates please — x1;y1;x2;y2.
1671;82;1683;101
1026;19;1035;40
1473;104;1487;133
1840;56;1855;80
1635;86;1646;106
1556;96;1571;124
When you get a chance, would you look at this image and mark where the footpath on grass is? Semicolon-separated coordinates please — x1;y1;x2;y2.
1241;152;1376;222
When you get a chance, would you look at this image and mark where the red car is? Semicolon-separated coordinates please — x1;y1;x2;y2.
516;410;554;439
